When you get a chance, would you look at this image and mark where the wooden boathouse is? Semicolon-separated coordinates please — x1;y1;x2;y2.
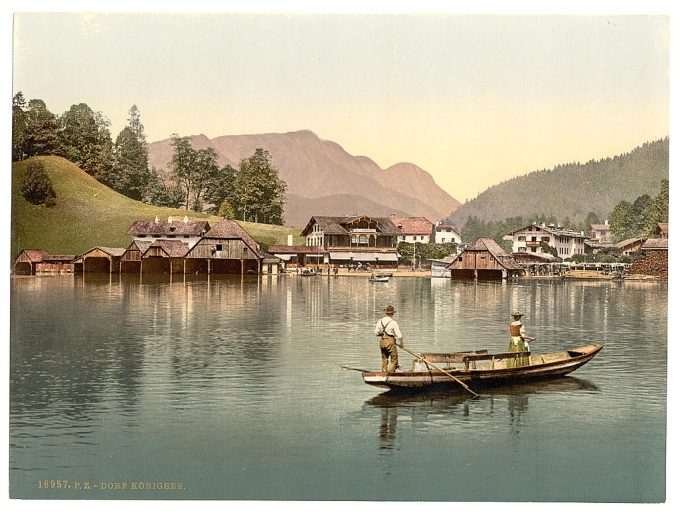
13;249;50;275
79;247;126;273
448;238;523;280
141;239;190;276
184;218;272;274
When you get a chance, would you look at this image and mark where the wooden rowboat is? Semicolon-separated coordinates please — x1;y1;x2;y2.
361;343;603;389
369;275;389;282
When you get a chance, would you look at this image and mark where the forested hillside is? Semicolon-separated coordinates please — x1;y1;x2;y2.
449;138;668;226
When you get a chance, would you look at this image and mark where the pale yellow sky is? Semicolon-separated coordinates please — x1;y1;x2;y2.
12;12;669;201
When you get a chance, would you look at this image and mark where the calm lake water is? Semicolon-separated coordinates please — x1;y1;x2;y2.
9;274;667;502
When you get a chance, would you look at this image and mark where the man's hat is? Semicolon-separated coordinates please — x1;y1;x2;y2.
512;311;523;317
384;305;395;314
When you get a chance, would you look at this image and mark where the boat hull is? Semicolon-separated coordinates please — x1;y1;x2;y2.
362;344;603;390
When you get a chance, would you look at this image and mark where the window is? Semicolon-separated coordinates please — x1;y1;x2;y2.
518;236;525;241
359;235;368;245
519;247;527;253
420;235;424;240
216;244;223;251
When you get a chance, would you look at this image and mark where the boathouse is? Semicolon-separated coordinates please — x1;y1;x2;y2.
79;247;126;273
447;238;523;280
140;239;190;275
37;255;76;274
120;240;152;273
628;237;668;279
184;218;270;274
13;249;50;275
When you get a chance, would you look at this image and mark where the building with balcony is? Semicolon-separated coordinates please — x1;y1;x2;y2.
509;223;587;261
299;215;400;267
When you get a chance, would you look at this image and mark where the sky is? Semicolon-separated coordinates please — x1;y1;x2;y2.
10;8;670;202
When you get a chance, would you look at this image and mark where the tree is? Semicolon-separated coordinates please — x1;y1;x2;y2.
143;167;185;208
113;127;150;200
609;200;635;242
170;136;219;211
579;211;602;235
21;160;56;206
12;92;28;160
204;164;238;211
24;99;62;157
642;179;669;235
59;103;115;182
218;200;236;219
127;104;146;143
232;149;287;225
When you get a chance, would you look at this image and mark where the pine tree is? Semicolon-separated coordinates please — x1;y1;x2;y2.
642;180;669;235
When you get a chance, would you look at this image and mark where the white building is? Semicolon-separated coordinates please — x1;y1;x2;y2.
389;216;435;243
509;223;586;260
433;222;462;244
126;216;211;250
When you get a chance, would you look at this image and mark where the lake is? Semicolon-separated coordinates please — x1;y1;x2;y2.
9;274;667;501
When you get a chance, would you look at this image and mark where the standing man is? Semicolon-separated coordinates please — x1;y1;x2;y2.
375;305;403;373
508;311;534;367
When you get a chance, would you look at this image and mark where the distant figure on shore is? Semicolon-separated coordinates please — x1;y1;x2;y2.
508;311;534;367
374;305;403;373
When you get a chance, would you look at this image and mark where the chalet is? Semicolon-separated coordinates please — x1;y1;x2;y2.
300;215;399;267
126;217;210;250
184;218;276;274
615;236;645;256
13;249;50;275
653;223;668;238
447;238;523;280
433;222;462;245
389;216;434;243
509;223;586;260
590;220;612;243
79;247;126;273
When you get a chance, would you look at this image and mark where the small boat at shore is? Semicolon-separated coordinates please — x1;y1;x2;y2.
360;343;603;390
369;275;389;283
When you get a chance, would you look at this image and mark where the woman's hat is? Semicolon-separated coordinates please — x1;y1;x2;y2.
512;311;523;317
384;305;395;314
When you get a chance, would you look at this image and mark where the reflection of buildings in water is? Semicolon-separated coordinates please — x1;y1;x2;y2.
362;377;599;462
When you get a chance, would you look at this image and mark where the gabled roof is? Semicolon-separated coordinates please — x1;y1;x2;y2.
510;223;586;240
127;220;210;236
16;249;50;262
42;255;76;262
591;224;611;231
126;240;153;254
641;238;668;250
389;216;434;235
203;219;264;258
452;238;523;270
301;215;400;236
143;239;190;258
655;223;668;235
615;236;645;249
81;247;126;257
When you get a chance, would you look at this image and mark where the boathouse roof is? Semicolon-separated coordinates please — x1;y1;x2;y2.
15;249;50;262
203;219;265;258
144;239;190;258
641;238;668;251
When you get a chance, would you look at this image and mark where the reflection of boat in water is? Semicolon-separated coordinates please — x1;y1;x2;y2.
362;344;603;390
365;376;600;409
299;267;319;276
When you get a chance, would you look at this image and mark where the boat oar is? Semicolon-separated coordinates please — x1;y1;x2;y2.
399;342;480;398
341;365;372;373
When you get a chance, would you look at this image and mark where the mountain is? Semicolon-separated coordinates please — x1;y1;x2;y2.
147;130;461;227
448;138;669;227
11;156;303;259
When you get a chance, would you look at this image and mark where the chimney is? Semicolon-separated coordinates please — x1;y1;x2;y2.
580;231;584;236
287;235;293;246
604;219;609;226
154;215;159;223
541;222;546;228
168;216;173;223
183;216;188;223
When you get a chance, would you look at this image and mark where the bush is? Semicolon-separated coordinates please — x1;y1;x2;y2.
21;160;56;206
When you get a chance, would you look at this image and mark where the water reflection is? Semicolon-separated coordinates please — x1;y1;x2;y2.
362;377;599;462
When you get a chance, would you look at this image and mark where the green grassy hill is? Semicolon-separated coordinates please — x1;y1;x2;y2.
11;156;304;260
